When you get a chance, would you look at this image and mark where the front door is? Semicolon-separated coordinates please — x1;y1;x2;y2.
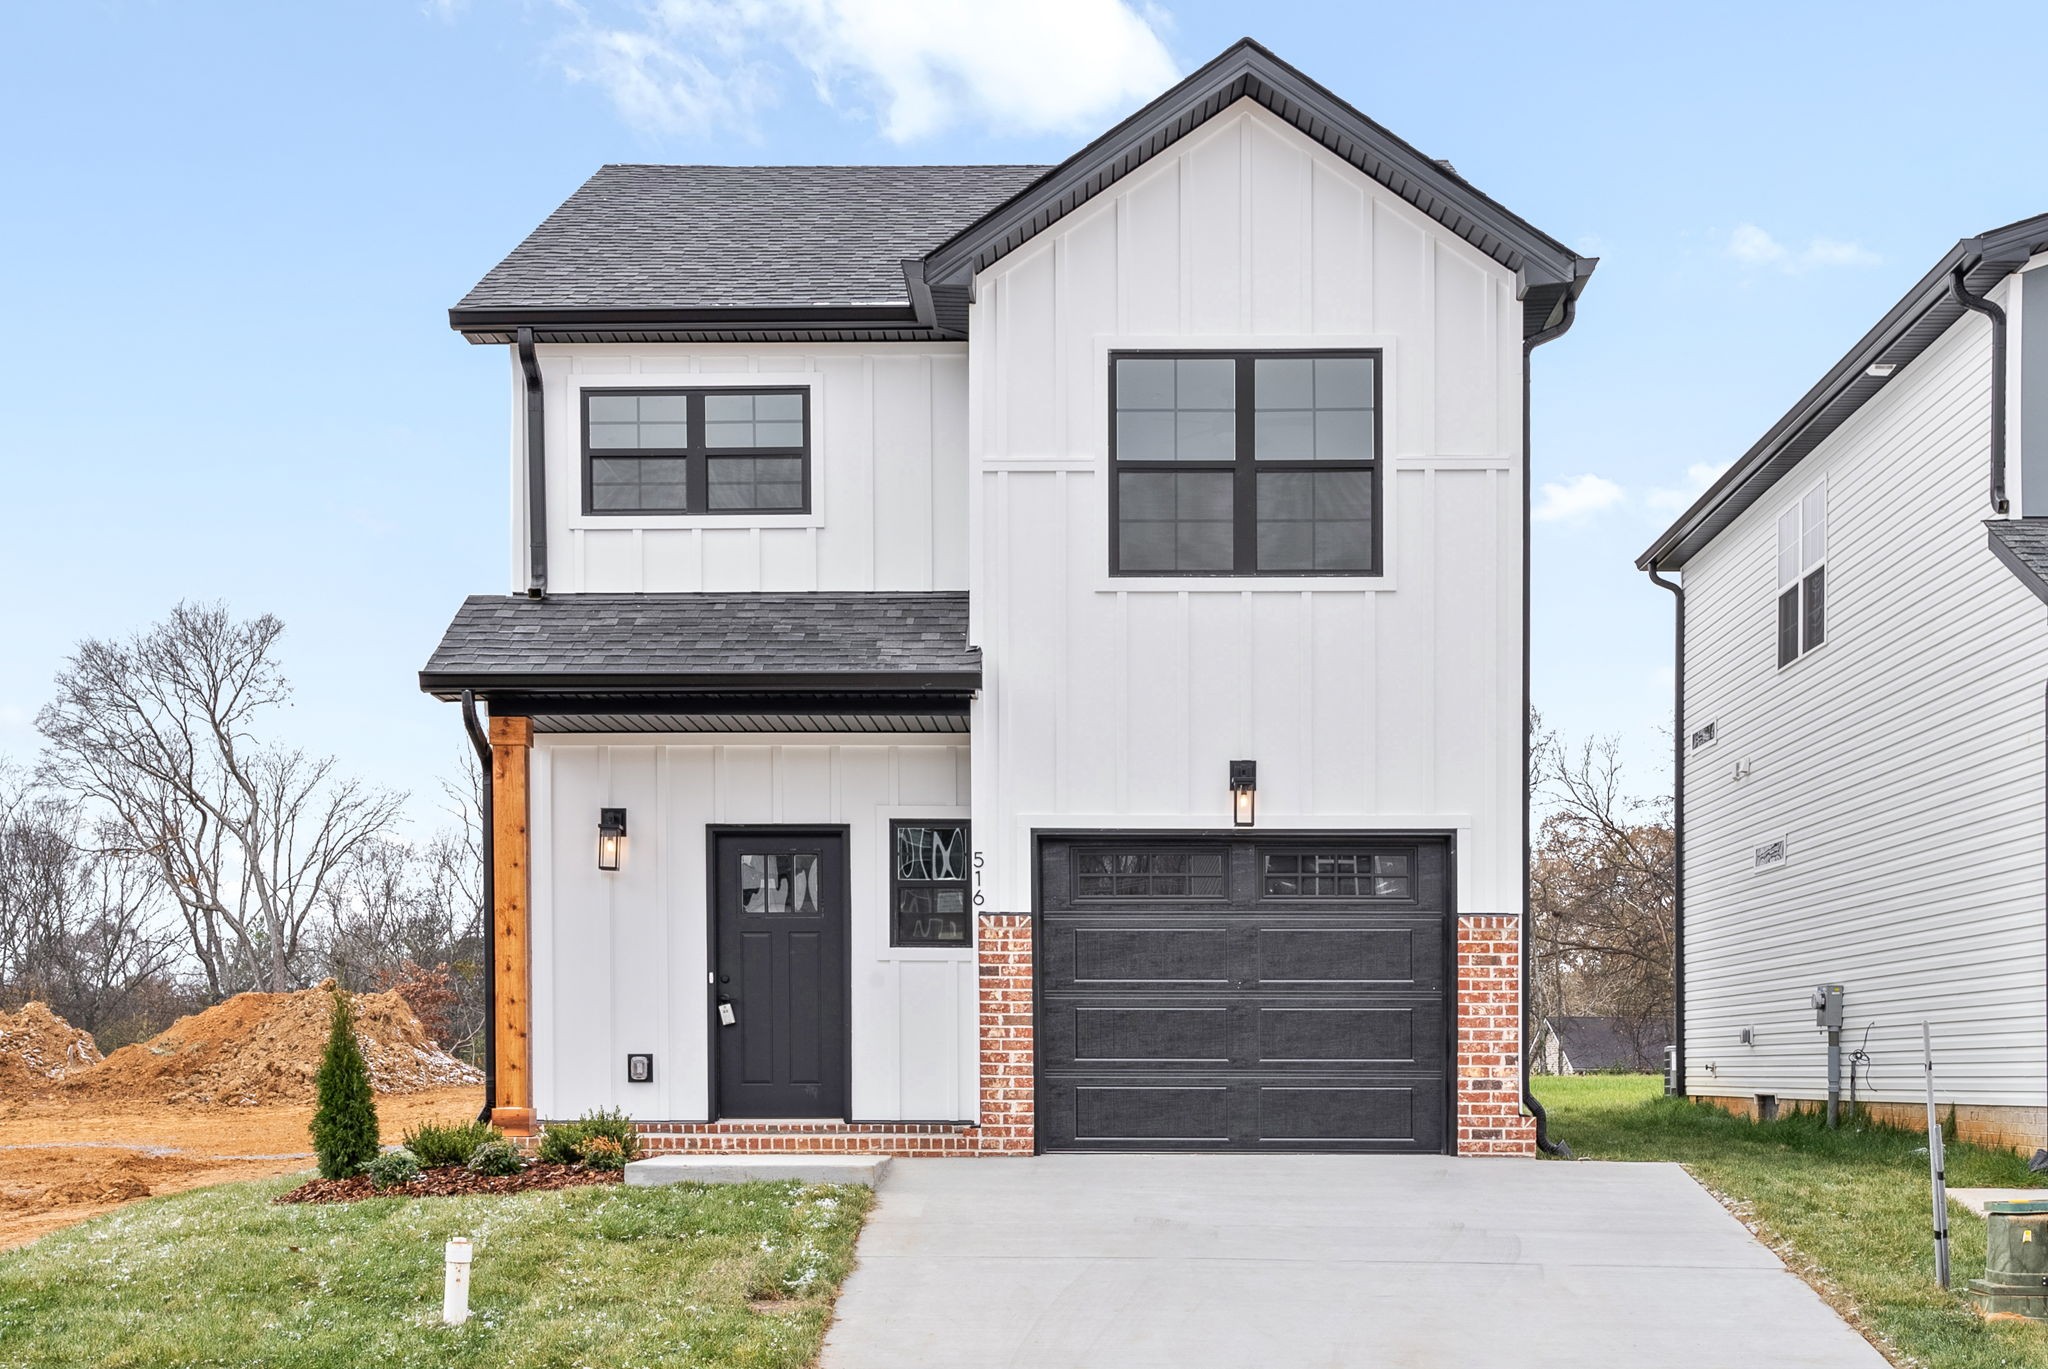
711;829;849;1119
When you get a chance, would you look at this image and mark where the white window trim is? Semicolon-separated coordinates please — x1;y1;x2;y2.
1775;476;1827;669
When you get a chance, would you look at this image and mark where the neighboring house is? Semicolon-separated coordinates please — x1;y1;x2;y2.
420;38;1594;1158
1638;213;2048;1150
1534;1016;1670;1075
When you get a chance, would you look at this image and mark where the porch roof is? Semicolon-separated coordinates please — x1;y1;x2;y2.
419;591;980;702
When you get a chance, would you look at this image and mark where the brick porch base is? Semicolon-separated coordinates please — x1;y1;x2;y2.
606;910;1531;1157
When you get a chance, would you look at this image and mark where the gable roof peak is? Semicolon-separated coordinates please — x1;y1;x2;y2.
918;36;1592;337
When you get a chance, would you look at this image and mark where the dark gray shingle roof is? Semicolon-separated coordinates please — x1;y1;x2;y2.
454;164;1049;315
419;592;978;697
1988;519;2048;607
1545;1016;1669;1073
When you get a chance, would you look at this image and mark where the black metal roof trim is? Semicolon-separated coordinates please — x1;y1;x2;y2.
1987;519;2048;607
1639;212;2048;572
920;37;1592;330
419;591;980;700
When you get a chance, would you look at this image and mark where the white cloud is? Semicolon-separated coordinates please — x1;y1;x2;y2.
1725;222;1880;273
554;0;1180;143
1645;461;1730;513
1532;473;1625;524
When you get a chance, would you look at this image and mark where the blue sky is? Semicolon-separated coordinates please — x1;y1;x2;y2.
3;0;2044;826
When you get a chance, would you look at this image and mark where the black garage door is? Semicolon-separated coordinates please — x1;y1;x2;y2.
1037;836;1451;1153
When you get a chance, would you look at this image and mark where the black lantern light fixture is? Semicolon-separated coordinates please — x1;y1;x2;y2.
1229;760;1257;828
598;808;628;871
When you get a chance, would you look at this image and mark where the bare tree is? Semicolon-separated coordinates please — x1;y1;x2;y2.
1529;724;1676;1068
36;602;403;994
0;763;186;1046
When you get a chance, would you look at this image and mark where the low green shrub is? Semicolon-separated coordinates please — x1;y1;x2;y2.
580;1135;628;1171
364;1149;421;1191
401;1120;503;1169
466;1139;524;1177
537;1109;642;1167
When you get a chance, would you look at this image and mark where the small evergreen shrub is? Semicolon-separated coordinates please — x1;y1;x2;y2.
466;1139;524;1177
310;986;380;1179
402;1120;503;1169
536;1122;587;1166
580;1135;628;1171
536;1109;641;1166
365;1148;422;1190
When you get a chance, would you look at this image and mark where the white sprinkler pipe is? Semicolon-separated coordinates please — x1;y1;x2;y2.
443;1237;473;1325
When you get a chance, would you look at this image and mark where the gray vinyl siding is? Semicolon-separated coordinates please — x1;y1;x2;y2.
1680;291;2048;1109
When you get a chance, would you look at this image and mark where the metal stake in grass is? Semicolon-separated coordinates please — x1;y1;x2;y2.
444;1237;473;1325
1922;1023;1950;1289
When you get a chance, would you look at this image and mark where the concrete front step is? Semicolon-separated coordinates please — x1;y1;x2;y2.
625;1153;893;1188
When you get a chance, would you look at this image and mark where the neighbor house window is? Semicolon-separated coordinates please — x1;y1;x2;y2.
1110;351;1380;575
582;387;809;514
891;822;970;947
1776;478;1826;667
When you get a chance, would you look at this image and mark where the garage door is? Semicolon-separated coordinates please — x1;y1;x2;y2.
1036;836;1451;1153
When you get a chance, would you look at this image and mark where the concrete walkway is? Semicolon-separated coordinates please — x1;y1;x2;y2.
820;1155;1890;1369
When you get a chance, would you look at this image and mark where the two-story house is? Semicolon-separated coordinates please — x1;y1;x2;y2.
421;38;1594;1157
1639;212;2048;1150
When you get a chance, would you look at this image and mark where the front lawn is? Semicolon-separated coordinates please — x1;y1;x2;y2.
0;1174;870;1369
1536;1074;2048;1369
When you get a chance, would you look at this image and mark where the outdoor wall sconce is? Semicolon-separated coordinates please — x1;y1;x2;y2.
1229;760;1257;827
598;808;628;871
626;1053;653;1083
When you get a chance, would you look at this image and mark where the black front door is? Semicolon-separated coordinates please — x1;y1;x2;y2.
711;829;849;1119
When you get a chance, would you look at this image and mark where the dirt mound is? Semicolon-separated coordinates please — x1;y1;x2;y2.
64;983;481;1108
0;1004;103;1095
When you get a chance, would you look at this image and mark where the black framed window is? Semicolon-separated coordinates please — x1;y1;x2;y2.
582;387;810;515
890;821;971;947
1775;478;1826;668
1110;351;1380;576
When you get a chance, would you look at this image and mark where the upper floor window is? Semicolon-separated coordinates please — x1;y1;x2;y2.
1776;478;1826;667
1109;351;1380;576
582;387;810;515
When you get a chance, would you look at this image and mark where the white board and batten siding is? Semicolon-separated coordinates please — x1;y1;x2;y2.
967;103;1526;917
527;736;975;1121
1680;277;2048;1109
510;344;970;594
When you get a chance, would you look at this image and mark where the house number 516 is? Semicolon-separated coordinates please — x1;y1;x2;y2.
972;850;986;908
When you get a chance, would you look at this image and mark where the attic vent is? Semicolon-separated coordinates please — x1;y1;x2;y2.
1690;720;1718;751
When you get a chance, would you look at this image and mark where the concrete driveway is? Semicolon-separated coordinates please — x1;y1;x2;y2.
820;1155;1889;1369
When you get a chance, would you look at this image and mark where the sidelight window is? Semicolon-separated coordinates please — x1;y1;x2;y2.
891;822;971;946
1110;351;1380;576
583;387;809;515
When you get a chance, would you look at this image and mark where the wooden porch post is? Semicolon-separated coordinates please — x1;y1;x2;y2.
489;715;535;1134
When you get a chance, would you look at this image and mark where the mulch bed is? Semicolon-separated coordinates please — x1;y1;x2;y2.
274;1163;623;1205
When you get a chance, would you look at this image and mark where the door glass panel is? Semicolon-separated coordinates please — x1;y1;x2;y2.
739;852;821;914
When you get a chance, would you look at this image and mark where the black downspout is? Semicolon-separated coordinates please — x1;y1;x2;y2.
461;690;496;1125
516;327;549;597
1647;569;1686;1098
1523;285;1582;1157
1949;262;2011;515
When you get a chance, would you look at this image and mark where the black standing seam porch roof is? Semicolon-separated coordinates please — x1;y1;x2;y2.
418;592;980;703
1639;212;2048;573
449;37;1593;345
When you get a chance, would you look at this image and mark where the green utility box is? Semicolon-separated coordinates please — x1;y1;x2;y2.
1968;1200;2048;1319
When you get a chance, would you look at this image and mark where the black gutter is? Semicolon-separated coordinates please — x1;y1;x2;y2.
456;303;924;334
460;690;495;1126
1647;569;1686;1097
1949;261;2011;515
1521;274;1590;1158
515;328;547;598
420;669;985;699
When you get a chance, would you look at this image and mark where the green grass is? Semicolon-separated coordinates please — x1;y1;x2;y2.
1536;1074;2048;1369
0;1175;871;1368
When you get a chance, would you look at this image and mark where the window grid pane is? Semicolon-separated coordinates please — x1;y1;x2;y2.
590;456;690;512
1118;471;1235;572
585;389;808;515
1073;849;1226;900
1254;357;1374;461
1262;850;1412;900
1114;357;1238;461
1256;470;1372;572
